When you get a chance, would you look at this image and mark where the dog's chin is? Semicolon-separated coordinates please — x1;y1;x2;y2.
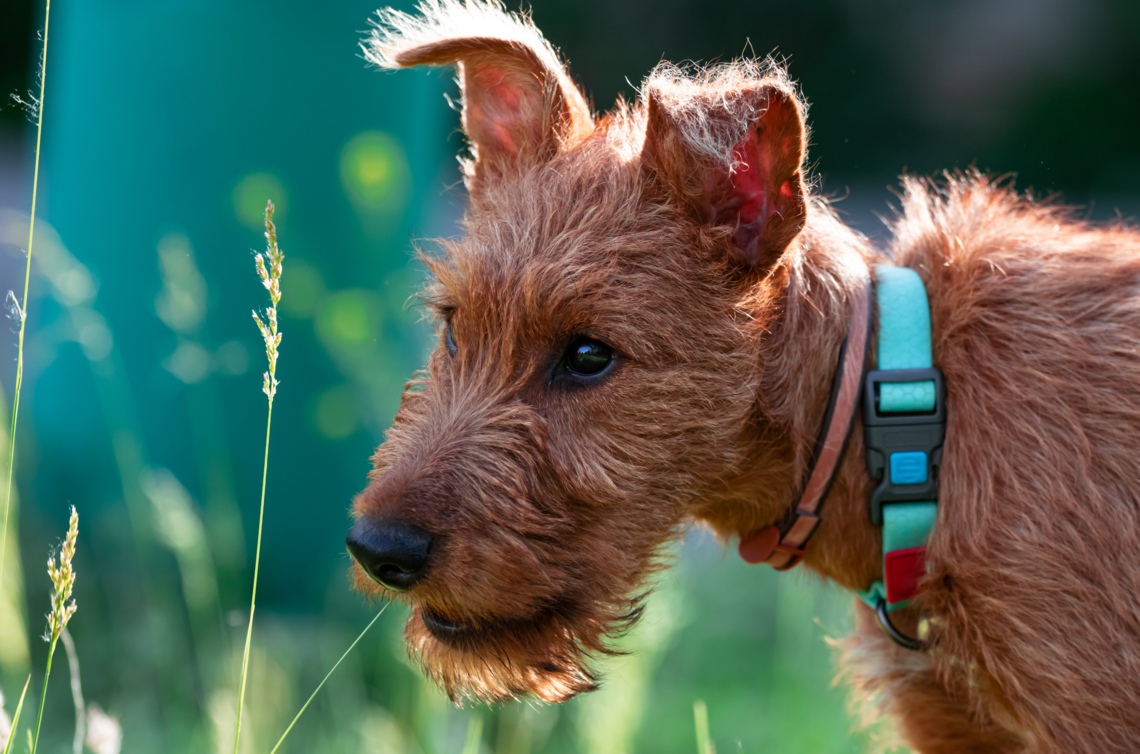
405;605;601;704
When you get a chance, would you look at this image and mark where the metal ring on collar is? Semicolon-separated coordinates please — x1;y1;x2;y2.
875;598;926;651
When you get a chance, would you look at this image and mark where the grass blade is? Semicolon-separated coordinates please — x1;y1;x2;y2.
2;675;31;754
1;0;51;600
462;714;483;754
268;603;388;754
693;699;712;754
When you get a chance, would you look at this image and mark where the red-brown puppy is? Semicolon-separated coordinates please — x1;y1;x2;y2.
346;2;1140;750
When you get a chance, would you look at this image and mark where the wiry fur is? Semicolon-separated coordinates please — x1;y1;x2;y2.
365;0;593;185
644;60;804;175
353;2;1140;749
367;0;565;73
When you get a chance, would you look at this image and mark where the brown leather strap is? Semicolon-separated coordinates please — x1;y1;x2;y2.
739;278;872;570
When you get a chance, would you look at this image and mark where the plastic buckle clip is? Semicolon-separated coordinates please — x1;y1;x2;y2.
863;367;946;526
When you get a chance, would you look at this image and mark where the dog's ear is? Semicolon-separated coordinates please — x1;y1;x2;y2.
643;65;808;271
366;0;593;186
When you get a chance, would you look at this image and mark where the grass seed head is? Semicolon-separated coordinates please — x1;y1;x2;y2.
253;200;284;400
46;506;78;642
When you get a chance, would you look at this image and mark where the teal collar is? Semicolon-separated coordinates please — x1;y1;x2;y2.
738;264;945;651
855;265;945;650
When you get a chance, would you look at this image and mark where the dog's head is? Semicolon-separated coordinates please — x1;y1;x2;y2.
348;0;811;703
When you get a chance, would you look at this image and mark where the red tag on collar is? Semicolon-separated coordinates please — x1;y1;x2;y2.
884;546;927;604
738;526;781;565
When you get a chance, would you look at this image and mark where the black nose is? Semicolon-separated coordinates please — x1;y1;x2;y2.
346;518;434;591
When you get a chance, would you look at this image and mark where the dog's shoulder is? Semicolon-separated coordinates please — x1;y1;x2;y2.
889;170;1139;275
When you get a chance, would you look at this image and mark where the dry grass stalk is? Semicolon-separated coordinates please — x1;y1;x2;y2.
59;628;84;754
232;201;284;754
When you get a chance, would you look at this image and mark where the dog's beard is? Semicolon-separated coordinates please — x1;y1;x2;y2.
404;596;645;704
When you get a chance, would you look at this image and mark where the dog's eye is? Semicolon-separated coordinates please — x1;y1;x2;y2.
564;338;613;376
445;321;458;359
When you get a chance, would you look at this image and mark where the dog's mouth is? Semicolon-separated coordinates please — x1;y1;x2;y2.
418;605;548;647
406;592;647;702
420;607;473;639
414;602;565;647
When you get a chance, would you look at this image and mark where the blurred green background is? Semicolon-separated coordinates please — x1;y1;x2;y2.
0;0;1138;752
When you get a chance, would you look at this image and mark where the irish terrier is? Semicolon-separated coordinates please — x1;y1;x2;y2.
344;1;1140;750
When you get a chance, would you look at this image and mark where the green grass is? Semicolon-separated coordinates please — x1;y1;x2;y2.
0;0;49;624
1;675;29;754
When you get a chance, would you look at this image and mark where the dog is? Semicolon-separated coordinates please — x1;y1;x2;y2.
344;1;1140;750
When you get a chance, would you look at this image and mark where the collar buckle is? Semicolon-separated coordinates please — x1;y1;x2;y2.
863;367;946;526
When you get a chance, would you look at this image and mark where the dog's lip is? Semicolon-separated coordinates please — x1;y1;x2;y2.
421;608;472;638
420;605;538;644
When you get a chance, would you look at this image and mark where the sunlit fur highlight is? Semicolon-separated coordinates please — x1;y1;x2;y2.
645;59;804;176
355;2;1140;749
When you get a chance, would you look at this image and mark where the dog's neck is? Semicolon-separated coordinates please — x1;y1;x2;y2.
704;200;883;592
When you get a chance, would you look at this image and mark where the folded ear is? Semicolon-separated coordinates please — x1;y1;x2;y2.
643;64;808;271
366;0;594;186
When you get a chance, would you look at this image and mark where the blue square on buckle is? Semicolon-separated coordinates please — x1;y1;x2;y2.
890;452;928;485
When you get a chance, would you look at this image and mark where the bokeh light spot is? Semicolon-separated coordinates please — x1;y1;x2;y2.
313;385;359;440
78;319;114;361
233;172;287;230
163;341;211;383
316;291;376;347
278;260;325;319
216;340;250;375
155;232;207;335
340;131;410;213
